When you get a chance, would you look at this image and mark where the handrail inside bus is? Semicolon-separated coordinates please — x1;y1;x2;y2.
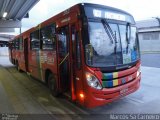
58;52;69;66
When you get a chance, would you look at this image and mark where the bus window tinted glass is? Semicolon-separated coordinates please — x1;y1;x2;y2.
41;24;56;50
15;39;19;50
30;31;40;50
19;37;23;50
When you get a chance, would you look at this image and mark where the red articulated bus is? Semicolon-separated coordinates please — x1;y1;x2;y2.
9;3;141;108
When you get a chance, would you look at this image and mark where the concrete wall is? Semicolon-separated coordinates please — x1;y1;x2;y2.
0;47;9;56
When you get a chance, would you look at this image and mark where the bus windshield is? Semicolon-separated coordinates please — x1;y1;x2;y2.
85;21;140;67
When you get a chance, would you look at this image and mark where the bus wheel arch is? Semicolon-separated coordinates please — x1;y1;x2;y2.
45;69;59;97
16;60;19;71
13;59;16;65
45;69;52;85
15;60;22;72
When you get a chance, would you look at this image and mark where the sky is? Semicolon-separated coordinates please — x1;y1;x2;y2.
17;0;160;33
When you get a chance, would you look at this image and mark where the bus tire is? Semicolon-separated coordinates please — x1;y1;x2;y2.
16;61;21;72
48;74;59;97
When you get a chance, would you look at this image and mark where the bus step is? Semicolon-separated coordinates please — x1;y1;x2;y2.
63;92;71;99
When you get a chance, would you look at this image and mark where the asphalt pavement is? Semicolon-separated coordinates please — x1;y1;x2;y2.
141;53;160;68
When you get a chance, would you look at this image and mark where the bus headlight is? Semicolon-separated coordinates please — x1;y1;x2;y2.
136;67;141;77
85;72;102;90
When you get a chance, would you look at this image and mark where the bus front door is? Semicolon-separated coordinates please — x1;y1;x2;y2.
57;26;70;93
57;24;84;102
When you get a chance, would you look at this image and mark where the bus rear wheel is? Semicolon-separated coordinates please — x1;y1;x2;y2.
16;61;21;72
48;74;59;97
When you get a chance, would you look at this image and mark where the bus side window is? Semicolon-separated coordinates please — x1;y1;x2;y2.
30;30;40;50
12;41;15;50
15;39;19;50
76;31;81;69
12;41;14;49
41;24;56;50
19;37;23;51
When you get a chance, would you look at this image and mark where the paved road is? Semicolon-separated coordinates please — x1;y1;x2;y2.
0;56;160;120
141;54;160;68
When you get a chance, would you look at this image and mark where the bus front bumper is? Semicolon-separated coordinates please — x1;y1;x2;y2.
84;75;141;108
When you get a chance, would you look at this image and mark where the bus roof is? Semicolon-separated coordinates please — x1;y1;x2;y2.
80;3;133;17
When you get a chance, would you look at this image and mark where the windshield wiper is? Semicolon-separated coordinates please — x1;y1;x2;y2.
101;19;115;44
101;19;118;65
126;22;131;53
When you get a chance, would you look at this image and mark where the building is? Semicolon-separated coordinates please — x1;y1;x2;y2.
136;18;160;53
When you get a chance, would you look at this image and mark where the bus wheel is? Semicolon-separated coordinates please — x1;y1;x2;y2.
48;74;59;97
16;62;21;72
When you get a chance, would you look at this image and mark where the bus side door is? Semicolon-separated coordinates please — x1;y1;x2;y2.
70;23;84;102
57;26;70;92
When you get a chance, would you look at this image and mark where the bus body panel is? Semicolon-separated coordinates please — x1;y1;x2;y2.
18;50;26;71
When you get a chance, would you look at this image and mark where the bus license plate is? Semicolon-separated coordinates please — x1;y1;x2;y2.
120;87;128;95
